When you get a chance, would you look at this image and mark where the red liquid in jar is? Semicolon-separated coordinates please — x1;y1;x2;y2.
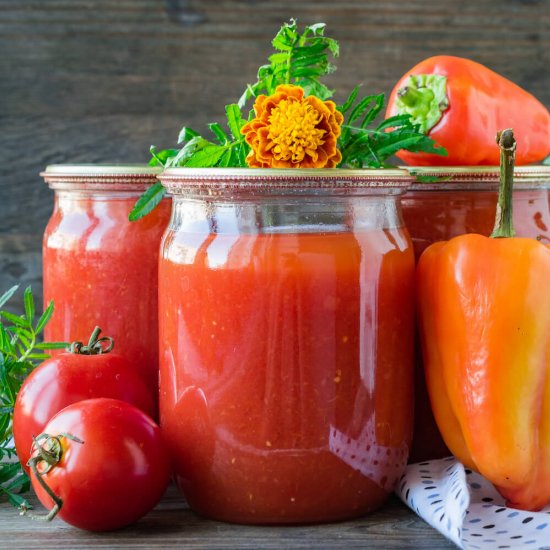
159;228;414;524
43;195;171;401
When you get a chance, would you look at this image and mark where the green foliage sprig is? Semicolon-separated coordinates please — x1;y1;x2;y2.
338;87;446;168
129;19;446;221
238;20;338;106
0;286;67;509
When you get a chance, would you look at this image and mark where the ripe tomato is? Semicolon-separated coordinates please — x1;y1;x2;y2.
28;398;171;531
13;338;154;471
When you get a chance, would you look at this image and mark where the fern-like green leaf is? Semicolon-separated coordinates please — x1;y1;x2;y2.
238;19;338;108
338;90;447;168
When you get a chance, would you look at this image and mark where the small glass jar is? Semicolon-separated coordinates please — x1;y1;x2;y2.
401;165;550;462
41;165;171;406
158;168;415;524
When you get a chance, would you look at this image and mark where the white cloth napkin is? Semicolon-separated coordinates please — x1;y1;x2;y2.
396;457;550;549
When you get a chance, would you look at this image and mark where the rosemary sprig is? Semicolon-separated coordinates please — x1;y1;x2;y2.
0;286;67;509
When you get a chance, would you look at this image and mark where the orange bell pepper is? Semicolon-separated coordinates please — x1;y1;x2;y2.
416;129;550;511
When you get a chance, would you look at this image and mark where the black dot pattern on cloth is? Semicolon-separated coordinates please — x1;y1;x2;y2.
328;422;408;490
395;457;550;549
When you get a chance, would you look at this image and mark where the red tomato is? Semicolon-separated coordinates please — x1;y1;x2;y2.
28;398;171;531
13;351;154;471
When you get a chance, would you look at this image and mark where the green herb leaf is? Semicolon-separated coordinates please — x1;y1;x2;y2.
238;19;338;108
0;462;21;483
184;145;227;168
167;137;211;167
0;287;18;311
35;300;54;334
0;287;57;509
338;91;447;168
338;85;360;115
23;287;34;324
408;171;454;184
7;489;32;509
128;182;166;222
226;104;247;140
35;341;69;350
208;123;230;145
0;311;26;328
149;146;179;167
177;127;200;145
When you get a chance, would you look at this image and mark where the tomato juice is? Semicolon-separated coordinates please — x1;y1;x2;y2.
42;166;171;405
159;225;414;523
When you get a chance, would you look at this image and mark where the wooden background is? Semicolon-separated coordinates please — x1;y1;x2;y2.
1;0;549;313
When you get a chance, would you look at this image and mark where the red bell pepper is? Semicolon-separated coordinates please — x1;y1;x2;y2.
386;56;550;166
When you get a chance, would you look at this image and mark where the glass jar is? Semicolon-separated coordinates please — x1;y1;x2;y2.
41;165;171;407
401;165;550;462
158;168;415;524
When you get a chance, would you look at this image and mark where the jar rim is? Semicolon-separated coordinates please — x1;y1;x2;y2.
404;165;550;190
42;164;161;175
41;164;161;191
159;168;413;196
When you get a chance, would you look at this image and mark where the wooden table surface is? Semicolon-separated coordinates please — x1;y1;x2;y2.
0;484;455;549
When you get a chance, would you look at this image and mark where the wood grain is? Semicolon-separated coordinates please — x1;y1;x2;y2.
2;0;549;244
0;484;455;549
0;2;545;542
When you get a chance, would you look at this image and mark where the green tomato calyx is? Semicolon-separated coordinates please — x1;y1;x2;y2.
66;326;114;355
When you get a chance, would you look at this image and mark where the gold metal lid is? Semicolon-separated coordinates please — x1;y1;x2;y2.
405;165;550;191
41;164;161;191
159;168;413;196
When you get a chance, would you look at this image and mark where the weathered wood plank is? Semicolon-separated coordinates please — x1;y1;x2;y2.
0;1;545;543
0;484;455;549
1;0;549;310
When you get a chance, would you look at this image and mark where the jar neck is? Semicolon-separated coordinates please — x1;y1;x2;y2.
169;195;405;235
53;188;142;206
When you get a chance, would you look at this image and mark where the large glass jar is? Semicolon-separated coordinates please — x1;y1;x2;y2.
158;168;415;524
41;165;171;406
402;165;550;462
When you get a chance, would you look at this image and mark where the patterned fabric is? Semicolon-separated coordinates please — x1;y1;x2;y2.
397;457;550;549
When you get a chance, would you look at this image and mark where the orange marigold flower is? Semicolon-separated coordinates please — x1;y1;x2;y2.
241;84;344;169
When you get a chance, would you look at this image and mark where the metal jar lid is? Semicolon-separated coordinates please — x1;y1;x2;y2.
158;167;414;197
405;165;550;191
41;164;161;192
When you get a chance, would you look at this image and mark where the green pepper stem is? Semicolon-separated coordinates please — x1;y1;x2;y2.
490;129;517;239
397;85;432;109
394;74;449;134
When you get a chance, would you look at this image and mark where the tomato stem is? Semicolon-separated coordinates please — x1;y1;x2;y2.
67;326;114;355
490;128;516;239
23;435;64;521
21;433;84;522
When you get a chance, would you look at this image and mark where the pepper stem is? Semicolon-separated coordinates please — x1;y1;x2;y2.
395;74;449;134
490;129;517;239
66;326;114;355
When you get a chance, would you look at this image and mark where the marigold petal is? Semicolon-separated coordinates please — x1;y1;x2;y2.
275;84;304;100
243;84;343;169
